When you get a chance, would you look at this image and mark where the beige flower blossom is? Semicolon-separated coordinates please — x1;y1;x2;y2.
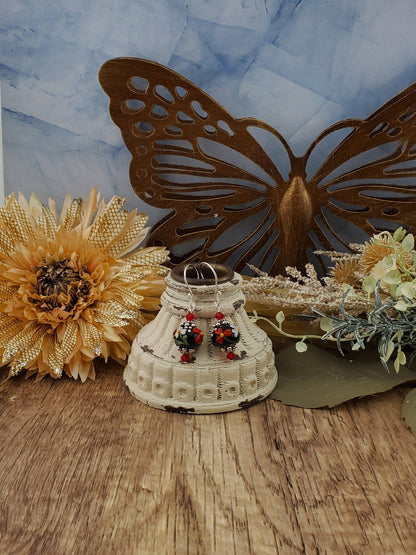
360;236;411;273
0;188;169;381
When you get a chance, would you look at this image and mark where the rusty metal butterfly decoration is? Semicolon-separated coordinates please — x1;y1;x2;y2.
99;58;416;275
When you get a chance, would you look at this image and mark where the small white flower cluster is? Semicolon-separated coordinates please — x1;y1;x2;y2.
174;320;197;339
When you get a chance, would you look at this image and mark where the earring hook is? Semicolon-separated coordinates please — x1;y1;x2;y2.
199;262;220;311
183;263;200;313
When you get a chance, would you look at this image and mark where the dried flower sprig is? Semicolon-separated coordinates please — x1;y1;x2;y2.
250;228;416;373
249;229;416;438
251;281;416;372
245;227;416;322
242;262;371;318
0;188;169;381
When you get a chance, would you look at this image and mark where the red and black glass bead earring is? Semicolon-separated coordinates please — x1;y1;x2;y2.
200;262;241;360
173;264;204;363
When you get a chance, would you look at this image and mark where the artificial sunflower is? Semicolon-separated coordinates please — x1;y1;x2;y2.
0;188;169;381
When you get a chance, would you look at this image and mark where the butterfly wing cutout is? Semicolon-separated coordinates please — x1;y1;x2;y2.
100;58;416;275
99;58;300;275
303;82;416;257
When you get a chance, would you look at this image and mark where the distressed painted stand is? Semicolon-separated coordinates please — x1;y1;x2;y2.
124;265;277;413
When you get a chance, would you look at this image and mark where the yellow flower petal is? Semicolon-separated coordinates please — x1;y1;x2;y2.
0;188;168;381
62;198;83;230
88;196;126;248
36;205;58;238
60;320;79;360
78;319;102;356
41;333;65;377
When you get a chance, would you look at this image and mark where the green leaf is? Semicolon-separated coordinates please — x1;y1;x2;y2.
402;388;416;438
402;233;415;251
393;227;406;242
383;269;402;285
396;282;415;299
381;255;394;270
381;340;395;363
275;311;285;324
295;341;307;353
319;316;333;332
394;350;406;373
269;343;416;408
394;300;408;311
362;274;377;293
394;356;400;373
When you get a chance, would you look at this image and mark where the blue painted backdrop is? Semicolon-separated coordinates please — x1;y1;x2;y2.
2;0;416;224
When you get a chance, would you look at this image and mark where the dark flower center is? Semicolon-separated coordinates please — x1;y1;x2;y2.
33;258;91;311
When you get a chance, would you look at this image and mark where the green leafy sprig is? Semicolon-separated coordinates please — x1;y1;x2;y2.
250;227;416;438
250;309;326;354
314;284;416;372
251;282;416;373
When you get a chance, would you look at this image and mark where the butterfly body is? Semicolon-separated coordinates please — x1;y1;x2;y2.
278;175;314;268
99;58;416;275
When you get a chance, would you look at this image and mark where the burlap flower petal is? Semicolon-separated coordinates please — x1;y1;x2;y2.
0;187;169;380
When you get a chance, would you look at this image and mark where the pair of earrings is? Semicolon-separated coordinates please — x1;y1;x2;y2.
173;263;240;363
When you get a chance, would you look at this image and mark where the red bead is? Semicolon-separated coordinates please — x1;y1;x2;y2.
186;313;195;321
215;312;224;320
226;351;236;360
181;353;191;363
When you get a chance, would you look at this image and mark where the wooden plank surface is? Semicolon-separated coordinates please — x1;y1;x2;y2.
0;362;415;554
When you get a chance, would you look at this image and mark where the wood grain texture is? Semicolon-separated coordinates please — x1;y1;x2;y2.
99;58;416;276
0;362;416;554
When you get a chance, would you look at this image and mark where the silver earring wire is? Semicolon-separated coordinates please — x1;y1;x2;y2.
199;262;220;311
183;263;200;314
